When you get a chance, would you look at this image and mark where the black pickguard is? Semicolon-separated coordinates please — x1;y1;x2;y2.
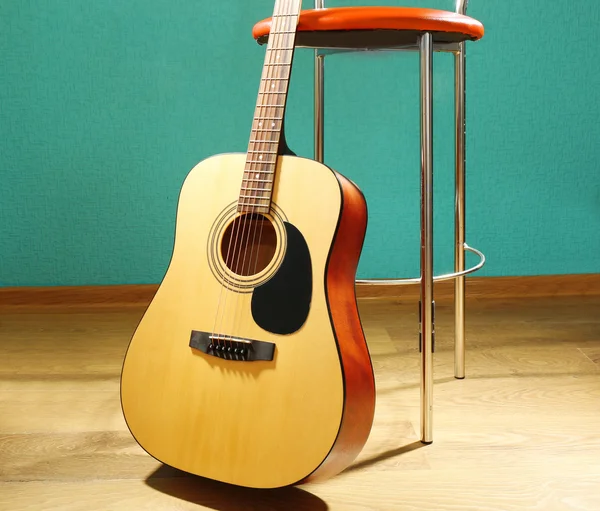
251;221;312;335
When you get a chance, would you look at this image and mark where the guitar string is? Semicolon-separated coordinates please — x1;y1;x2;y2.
211;0;287;356
242;0;293;280
226;0;293;353
224;6;282;351
248;0;299;283
209;1;281;352
241;0;299;307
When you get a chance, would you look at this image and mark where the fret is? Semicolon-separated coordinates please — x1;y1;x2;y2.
246;158;275;164
237;200;269;205
237;205;270;213
263;63;291;69
242;178;272;183
246;159;275;166
247;149;278;155
262;63;292;70
236;1;301;213
241;186;274;192
245;165;275;169
237;200;270;206
260;75;290;83
260;72;291;80
241;179;273;187
246;149;279;156
268;30;298;35
248;144;278;149
238;194;270;200
238;201;271;207
260;84;287;91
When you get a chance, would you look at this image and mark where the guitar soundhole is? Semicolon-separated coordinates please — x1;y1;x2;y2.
221;214;278;277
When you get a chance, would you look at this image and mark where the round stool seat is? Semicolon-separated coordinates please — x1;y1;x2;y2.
253;7;484;49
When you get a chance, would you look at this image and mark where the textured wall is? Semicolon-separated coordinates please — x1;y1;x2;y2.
1;0;599;287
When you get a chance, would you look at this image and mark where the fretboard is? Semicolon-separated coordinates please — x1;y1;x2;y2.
238;0;302;214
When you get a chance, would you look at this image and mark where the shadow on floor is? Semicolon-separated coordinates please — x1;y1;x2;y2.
146;465;328;511
343;440;427;473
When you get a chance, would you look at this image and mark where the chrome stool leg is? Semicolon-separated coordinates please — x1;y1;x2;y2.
419;32;434;445
314;0;325;163
315;52;325;163
454;41;466;380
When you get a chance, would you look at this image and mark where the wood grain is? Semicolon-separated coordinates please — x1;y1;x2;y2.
1;294;599;509
120;154;363;488
580;347;600;368
2;274;600;309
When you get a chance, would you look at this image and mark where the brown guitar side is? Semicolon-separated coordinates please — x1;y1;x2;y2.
304;171;376;483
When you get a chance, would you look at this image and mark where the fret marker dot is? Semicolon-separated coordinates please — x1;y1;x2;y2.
259;155;263;160
258;122;263;127
256;173;260;179
272;123;276;127
272;84;275;89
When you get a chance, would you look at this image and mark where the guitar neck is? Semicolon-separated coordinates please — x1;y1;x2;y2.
238;0;303;214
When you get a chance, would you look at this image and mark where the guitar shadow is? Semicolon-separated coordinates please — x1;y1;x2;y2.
145;465;329;511
343;440;426;473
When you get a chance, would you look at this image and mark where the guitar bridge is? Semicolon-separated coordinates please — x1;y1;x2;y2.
189;330;275;362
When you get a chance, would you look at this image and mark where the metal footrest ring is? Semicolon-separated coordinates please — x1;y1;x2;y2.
356;243;485;286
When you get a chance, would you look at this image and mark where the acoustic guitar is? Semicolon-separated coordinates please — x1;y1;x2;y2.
120;0;375;489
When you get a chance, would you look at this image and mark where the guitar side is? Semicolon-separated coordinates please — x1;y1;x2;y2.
307;168;376;483
120;153;375;488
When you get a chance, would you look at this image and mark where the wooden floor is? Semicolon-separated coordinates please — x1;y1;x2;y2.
1;294;599;510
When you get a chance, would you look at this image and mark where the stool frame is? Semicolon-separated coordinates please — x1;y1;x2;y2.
305;0;485;444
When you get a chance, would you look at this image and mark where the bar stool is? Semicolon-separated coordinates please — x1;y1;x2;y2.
252;1;485;444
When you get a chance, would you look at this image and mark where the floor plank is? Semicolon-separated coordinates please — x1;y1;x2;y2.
0;295;599;510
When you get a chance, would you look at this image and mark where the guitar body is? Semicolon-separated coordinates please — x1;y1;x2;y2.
120;153;375;489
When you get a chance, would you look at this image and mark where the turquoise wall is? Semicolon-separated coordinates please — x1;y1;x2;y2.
1;0;599;287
